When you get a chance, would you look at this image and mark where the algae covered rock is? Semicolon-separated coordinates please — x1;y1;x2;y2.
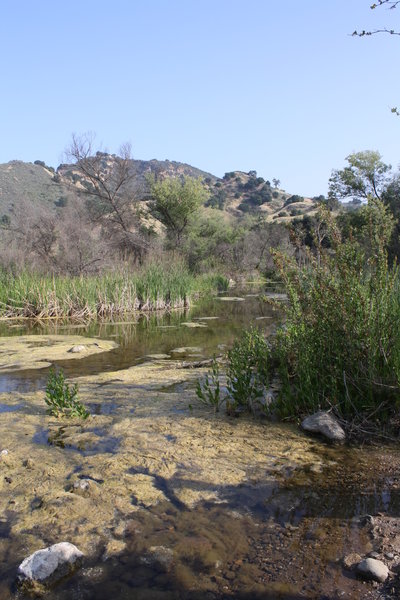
17;542;84;588
301;411;345;443
140;545;174;572
343;553;362;570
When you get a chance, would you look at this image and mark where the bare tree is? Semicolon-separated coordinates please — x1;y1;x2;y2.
64;133;149;262
0;194;110;276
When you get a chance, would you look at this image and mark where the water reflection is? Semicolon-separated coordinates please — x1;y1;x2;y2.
0;287;280;392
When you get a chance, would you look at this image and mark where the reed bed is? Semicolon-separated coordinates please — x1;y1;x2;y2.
0;265;228;320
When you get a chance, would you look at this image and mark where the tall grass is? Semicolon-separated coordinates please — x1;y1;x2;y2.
272;200;400;426
0;263;228;319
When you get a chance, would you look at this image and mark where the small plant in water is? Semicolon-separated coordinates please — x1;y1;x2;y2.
227;327;270;414
45;368;89;419
196;356;222;412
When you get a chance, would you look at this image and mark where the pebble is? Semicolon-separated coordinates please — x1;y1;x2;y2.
385;552;395;560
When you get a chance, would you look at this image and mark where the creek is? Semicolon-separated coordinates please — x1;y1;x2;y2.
0;285;399;600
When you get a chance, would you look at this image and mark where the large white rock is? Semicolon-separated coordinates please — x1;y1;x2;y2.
356;558;389;583
17;542;83;585
301;411;346;442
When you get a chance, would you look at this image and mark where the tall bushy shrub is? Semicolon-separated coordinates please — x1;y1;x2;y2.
273;200;400;423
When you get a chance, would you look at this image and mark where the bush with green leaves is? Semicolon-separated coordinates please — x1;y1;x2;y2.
226;327;270;413
272;200;400;425
195;357;222;412
45;368;89;419
195;328;270;415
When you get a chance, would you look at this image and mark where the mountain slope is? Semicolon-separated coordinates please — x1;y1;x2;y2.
0;157;318;223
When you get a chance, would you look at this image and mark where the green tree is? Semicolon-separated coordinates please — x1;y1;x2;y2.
148;176;208;249
328;150;391;202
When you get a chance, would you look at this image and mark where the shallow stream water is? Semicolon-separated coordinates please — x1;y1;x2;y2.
0;286;399;600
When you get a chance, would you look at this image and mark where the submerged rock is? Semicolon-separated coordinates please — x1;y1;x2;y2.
301;411;346;443
343;553;362;570
140;546;174;572
356;557;389;582
72;478;101;498
170;346;203;355
17;542;84;587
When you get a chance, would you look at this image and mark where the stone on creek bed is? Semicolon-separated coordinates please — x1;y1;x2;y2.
17;542;84;589
356;557;389;583
301;411;346;443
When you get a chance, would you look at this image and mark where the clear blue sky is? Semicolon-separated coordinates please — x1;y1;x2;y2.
0;0;399;196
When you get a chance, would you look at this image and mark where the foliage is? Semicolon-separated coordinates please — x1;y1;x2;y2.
226;327;270;413
272;200;400;424
206;189;226;209
183;213;244;273
328;151;391;202
284;195;304;206
195;357;222;412
149;176;208;249
45;368;89;419
0;260;224;318
195;327;270;415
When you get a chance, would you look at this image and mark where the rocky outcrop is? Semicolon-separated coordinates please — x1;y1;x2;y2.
301;411;345;443
17;542;83;588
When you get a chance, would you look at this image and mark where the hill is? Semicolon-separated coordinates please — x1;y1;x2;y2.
0;160;70;218
0;156;318;224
